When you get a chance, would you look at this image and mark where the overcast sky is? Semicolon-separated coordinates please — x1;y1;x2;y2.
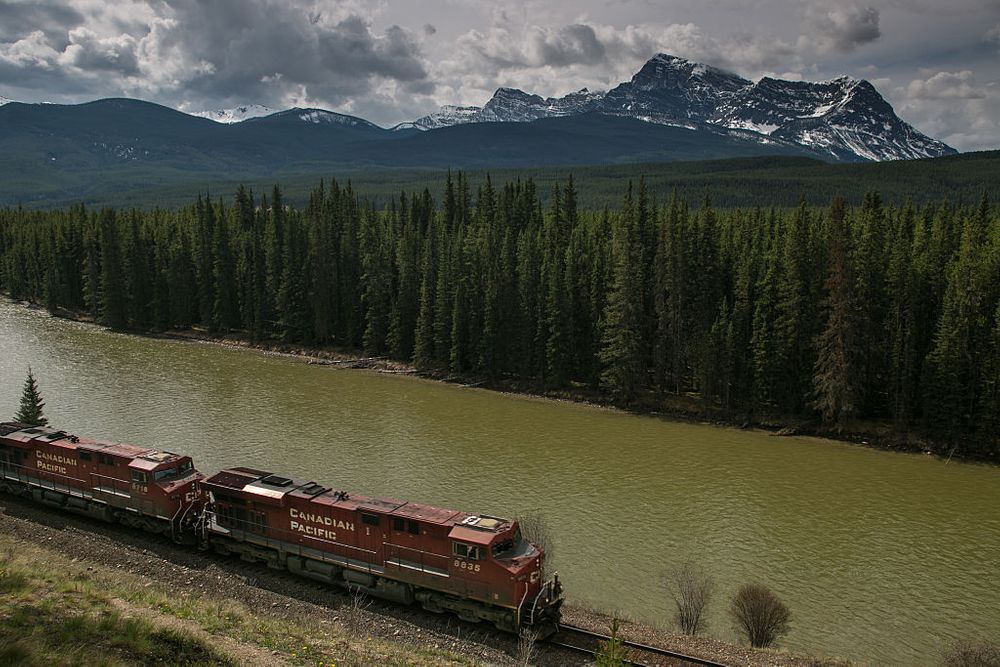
1;0;998;151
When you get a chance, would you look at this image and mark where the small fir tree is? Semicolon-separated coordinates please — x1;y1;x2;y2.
594;617;629;666
16;367;48;427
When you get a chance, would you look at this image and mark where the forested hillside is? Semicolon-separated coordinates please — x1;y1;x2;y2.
6;151;999;213
2;175;998;458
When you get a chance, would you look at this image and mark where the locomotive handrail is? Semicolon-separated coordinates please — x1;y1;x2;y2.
529;579;551;626
515;587;530;627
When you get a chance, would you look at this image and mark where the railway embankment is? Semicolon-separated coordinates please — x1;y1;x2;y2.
0;494;849;666
0;495;502;666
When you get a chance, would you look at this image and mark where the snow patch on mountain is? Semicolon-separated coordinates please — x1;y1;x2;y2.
296;109;370;125
402;105;485;131
191;104;277;123
0;96;13;107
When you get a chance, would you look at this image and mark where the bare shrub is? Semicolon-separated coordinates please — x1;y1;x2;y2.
729;583;791;648
343;587;373;638
516;513;555;570
513;628;539;667
943;639;1000;667
665;560;713;635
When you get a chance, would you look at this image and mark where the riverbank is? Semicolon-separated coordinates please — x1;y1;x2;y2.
9;298;979;464
0;494;849;666
69;310;981;466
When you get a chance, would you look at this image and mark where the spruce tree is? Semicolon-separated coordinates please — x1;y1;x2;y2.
15;367;48;427
599;184;644;404
98;208;127;330
812;197;861;429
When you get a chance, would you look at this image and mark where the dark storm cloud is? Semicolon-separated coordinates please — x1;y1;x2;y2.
64;29;139;74
0;1;84;46
145;0;431;107
803;4;881;52
530;24;607;67
0;0;432;111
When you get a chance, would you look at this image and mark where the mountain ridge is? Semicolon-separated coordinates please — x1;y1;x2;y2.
410;54;954;161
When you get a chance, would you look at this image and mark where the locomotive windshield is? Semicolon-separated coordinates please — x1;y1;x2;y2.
153;459;194;482
491;526;527;559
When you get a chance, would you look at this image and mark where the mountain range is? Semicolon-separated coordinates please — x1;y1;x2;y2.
405;54;954;162
0;54;960;206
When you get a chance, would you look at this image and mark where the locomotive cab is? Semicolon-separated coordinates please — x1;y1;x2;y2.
126;452;205;536
449;517;563;633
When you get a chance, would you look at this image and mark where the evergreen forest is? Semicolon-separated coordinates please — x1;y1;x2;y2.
2;174;998;458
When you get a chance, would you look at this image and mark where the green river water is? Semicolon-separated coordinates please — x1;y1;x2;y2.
1;299;997;664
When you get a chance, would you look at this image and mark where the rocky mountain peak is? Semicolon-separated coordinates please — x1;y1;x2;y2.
401;54;955;161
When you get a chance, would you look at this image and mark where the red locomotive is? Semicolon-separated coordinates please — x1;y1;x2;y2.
203;466;562;633
0;421;204;540
0;422;563;635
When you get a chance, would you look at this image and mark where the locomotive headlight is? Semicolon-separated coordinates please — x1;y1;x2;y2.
530;570;540;583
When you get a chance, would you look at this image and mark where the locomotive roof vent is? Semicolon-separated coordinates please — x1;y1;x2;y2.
261;475;293;487
0;422;29;437
299;482;328;496
139;451;177;463
460;514;507;531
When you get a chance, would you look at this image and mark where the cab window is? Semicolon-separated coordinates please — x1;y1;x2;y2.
130;470;148;484
153;467;177;481
453;542;481;560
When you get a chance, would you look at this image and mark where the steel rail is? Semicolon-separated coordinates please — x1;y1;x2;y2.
549;623;729;667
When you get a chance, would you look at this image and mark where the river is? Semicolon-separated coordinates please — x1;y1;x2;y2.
1;299;997;664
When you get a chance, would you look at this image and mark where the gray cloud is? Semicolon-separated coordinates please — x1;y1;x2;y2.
0;1;84;47
896;70;1000;151
528;24;607;67
802;4;881;53
64;28;139;74
988;23;1000;46
0;0;432;113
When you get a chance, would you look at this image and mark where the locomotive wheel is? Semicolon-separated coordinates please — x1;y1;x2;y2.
420;600;444;614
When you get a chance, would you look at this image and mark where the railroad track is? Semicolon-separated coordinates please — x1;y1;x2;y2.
548;623;728;667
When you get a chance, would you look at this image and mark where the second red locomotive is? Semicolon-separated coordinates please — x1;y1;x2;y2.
0;421;204;540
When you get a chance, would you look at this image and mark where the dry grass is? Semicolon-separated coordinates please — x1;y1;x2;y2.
0;533;476;667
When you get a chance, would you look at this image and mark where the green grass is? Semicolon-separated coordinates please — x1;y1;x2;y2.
0;537;475;666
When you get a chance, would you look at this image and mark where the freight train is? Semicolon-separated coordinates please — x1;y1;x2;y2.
0;421;563;635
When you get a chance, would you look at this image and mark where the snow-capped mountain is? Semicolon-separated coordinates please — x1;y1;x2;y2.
475;87;604;123
0;96;15;107
600;55;748;128
401;89;603;131
400;105;482;131
406;53;955;161
190;104;277;123
258;108;383;129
